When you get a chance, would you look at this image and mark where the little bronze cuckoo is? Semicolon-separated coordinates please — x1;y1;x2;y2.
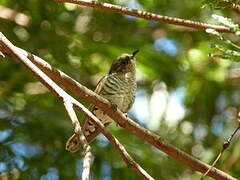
66;50;139;152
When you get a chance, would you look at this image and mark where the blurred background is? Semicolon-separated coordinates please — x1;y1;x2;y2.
0;0;240;179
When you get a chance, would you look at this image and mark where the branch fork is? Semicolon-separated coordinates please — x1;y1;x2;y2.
0;32;154;180
0;31;237;179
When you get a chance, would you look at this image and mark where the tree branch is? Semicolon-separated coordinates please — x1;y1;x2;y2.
55;0;231;33
63;101;92;180
0;32;93;180
20;50;237;180
0;33;237;180
0;32;154;180
201;113;240;180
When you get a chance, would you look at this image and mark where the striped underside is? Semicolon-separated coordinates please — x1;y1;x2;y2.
83;74;137;142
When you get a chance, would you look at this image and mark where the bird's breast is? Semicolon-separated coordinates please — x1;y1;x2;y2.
100;74;136;112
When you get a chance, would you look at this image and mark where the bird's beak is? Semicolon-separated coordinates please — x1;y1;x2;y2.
132;49;140;58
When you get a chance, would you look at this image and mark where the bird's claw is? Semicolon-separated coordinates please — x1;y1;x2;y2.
110;103;118;111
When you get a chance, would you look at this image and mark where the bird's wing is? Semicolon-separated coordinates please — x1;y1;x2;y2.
88;75;107;112
83;75;112;142
65;76;111;152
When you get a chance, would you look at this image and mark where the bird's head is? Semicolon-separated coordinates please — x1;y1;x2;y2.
109;50;139;75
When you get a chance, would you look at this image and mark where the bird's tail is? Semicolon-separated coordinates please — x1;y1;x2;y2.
66;118;111;152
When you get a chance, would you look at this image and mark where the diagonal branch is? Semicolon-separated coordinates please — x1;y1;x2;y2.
1;33;93;180
72;104;155;180
0;33;237;180
12;48;237;180
63;101;92;180
201;114;240;180
55;0;231;33
0;32;154;180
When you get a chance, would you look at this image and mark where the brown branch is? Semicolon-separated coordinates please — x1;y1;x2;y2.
0;33;237;180
18;49;237;180
63;101;92;180
80;113;154;180
201;150;224;180
55;0;231;33
0;32;154;180
64;97;153;179
201;115;240;180
0;32;92;180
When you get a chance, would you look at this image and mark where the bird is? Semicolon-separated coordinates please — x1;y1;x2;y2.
66;50;139;152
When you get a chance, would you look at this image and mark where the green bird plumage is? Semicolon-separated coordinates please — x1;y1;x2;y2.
66;50;139;152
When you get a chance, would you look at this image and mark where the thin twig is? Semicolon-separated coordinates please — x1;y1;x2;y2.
0;33;237;180
0;32;93;180
73;108;155;180
63;100;87;147
63;101;92;180
201;114;240;180
201;149;224;180
0;32;154;180
55;0;231;33
82;145;92;180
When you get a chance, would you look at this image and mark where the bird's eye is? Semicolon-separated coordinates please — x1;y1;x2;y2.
121;60;127;65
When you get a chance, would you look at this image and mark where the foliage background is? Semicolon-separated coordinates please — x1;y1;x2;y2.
0;0;239;179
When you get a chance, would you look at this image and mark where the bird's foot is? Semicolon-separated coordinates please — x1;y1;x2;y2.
110;103;118;111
